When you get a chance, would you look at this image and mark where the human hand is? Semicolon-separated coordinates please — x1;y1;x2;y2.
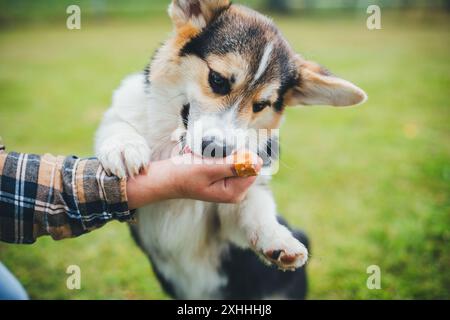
127;153;262;210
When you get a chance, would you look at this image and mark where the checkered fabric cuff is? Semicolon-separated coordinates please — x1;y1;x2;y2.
0;148;131;244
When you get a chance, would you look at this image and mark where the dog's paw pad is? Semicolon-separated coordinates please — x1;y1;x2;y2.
263;248;307;271
266;250;283;261
253;226;308;271
280;252;298;265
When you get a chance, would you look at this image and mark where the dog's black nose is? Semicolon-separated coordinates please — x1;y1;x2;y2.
202;137;232;158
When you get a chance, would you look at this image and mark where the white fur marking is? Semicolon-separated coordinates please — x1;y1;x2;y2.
253;42;274;84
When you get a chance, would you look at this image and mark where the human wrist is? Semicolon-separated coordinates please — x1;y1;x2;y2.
126;160;181;210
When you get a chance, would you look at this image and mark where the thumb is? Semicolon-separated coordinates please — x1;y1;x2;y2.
205;153;262;181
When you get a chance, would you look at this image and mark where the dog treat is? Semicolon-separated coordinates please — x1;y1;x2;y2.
233;151;259;177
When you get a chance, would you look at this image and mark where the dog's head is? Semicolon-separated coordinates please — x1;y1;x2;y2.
151;0;367;158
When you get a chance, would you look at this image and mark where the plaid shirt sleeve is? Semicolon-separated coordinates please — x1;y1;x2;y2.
0;144;132;244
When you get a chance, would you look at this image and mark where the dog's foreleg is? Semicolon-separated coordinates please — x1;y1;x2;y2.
95;109;151;178
218;185;308;271
95;73;153;178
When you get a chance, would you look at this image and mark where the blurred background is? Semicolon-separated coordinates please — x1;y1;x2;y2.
0;0;448;299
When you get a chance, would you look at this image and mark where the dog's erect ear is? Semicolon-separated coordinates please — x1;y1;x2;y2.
285;57;367;107
169;0;230;31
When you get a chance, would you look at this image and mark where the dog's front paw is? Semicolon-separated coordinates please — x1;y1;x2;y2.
252;225;308;271
97;136;151;178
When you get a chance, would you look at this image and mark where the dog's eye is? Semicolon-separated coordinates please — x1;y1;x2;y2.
253;102;271;113
209;70;231;95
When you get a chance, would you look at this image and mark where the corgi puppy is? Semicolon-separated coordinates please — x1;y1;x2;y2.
95;0;367;299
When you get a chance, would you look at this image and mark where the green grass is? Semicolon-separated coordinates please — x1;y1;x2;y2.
0;8;449;300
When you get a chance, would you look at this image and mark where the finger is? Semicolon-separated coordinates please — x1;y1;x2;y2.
209;176;257;203
225;176;258;194
206;153;263;181
201;156;238;181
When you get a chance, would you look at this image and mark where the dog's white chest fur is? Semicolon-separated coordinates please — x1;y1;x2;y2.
136;200;228;299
